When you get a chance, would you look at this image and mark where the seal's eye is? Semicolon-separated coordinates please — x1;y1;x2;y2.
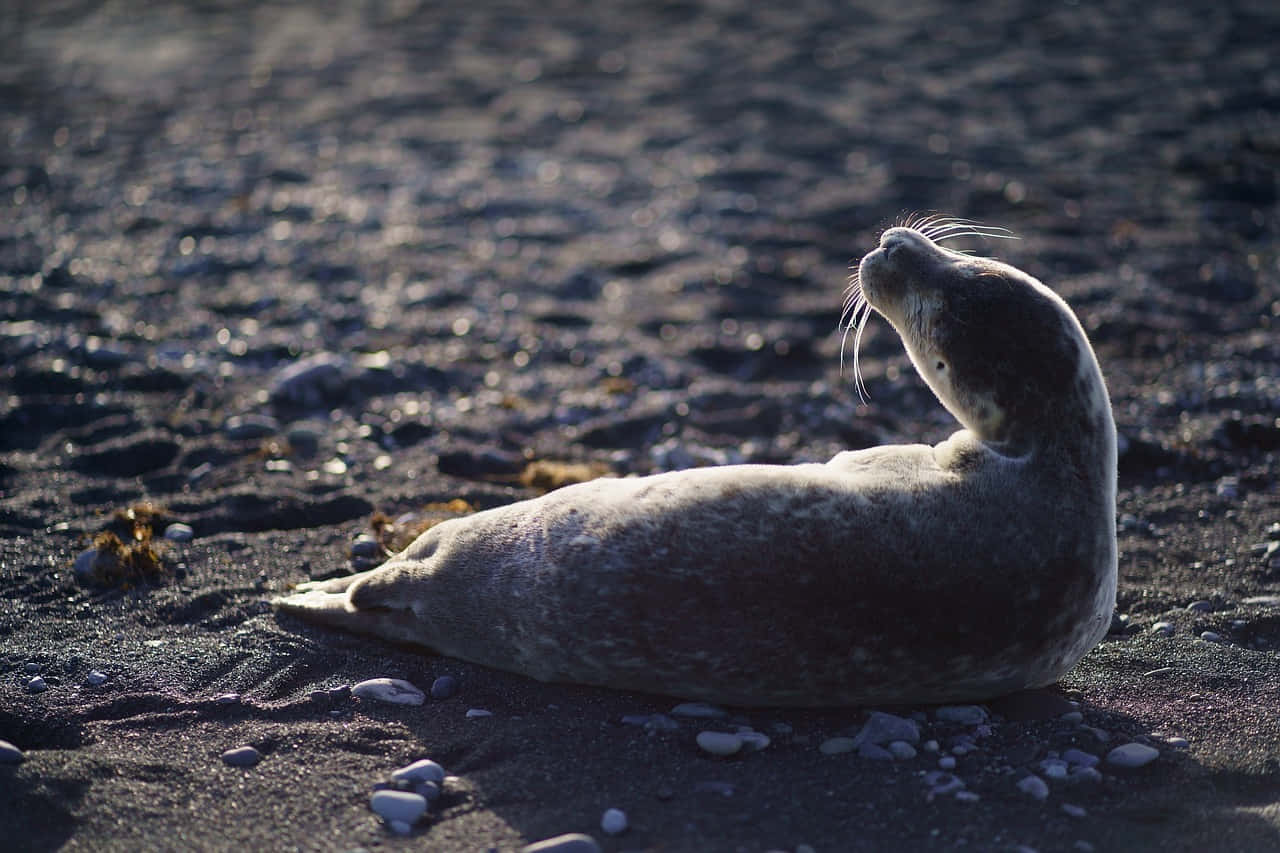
936;361;946;372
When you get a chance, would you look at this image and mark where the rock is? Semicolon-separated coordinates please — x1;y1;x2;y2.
0;740;23;764
858;743;893;760
26;676;47;693
269;353;351;408
85;670;108;686
430;675;457;699
737;731;771;751
466;708;493;718
351;678;426;705
521;833;603;853
924;771;964;796
1106;743;1159;768
224;413;280;440
600;808;627;835
1187;600;1214;612
938;755;957;770
1151;621;1174;635
851;711;919;747
163;522;194;542
1200;631;1223;642
391;759;446;785
350;534;382;558
888;740;917;760
1017;775;1050;801
221;746;261;767
1062;748;1100;768
819;737;856;755
370;790;427;825
696;731;743;756
72;549;100;581
1062;803;1088;818
935;705;988;725
1040;759;1069;780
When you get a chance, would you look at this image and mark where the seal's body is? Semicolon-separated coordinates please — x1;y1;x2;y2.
276;223;1116;707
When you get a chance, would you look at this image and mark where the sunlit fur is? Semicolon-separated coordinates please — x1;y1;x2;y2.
840;214;1017;401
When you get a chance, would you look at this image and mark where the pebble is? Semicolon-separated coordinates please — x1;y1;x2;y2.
0;740;23;764
1062;748;1100;768
350;534;382;558
924;771;965;796
24;662;40;674
671;702;728;719
737;731;771;752
819;737;856;755
72;549;100;581
1199;631;1223;642
1062;803;1088;818
1106;743;1159;768
391;759;446;785
1166;736;1189;749
1017;775;1050;801
466;708;493;718
27;676;47;693
697;731;744;756
430;675;457;699
1187;600;1214;612
1039;759;1069;780
851;711;919;747
858;743;893;760
163;522;194;542
370;790;427;825
922;739;939;753
1070;767;1103;783
221;746;261;767
938;756;957;770
935;705;988;725
600;808;627;835
954;790;981;803
85;670;108;686
1143;667;1175;677
224;413;280;440
214;692;241;705
269;353;351;407
1151;621;1174;635
888;741;917;760
521;833;603;853
351;678;426;705
328;684;351;702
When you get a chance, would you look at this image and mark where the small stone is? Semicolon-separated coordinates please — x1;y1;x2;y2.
1062;803;1088;818
737;731;771;752
924;771;964;796
851;711;919;747
24;662;40;674
858;743;893;760
72;549;100;581
163;523;194;542
1062;748;1099;768
1187;600;1213;612
1017;775;1050;801
1070;766;1103;783
1151;621;1174;635
935;705;988;725
671;702;728;718
221;746;261;767
85;670;108;686
923;739;939;752
413;781;441;801
696;731;744;756
1059;710;1084;724
352;678;426;705
1040;759;1069;780
521;833;603;853
351;534;382;558
1106;742;1160;768
392;759;446;785
1143;667;1175;677
465;708;493;718
387;820;413;836
938;755;957;770
224;413;281;440
430;675;457;699
0;740;24;764
1165;736;1189;749
819;737;856;755
954;790;981;803
214;692;241;705
26;676;47;693
600;808;627;835
370;790;427;825
888;740;917;760
328;685;351;702
1199;631;1223;643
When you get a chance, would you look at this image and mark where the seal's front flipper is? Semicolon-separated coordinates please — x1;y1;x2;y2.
273;569;431;648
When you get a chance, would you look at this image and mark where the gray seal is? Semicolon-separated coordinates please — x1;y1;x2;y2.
275;220;1117;707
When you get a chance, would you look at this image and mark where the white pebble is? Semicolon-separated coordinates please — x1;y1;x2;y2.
1017;775;1050;801
1106;742;1159;768
163;522;194;542
391;759;446;785
1165;736;1189;749
1040;759;1069;780
521;834;603;853
737;731;771;752
1151;621;1174;635
466;708;493;718
221;746;261;767
85;670;108;686
351;678;426;706
370;790;427;825
696;731;743;756
888;740;917;760
1199;631;1223;643
671;702;728;718
819;737;856;755
600;807;628;835
26;676;47;693
1062;803;1088;818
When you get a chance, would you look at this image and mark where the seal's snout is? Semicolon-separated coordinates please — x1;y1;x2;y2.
878;227;935;256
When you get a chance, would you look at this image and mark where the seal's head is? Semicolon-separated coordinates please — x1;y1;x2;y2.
848;220;1113;459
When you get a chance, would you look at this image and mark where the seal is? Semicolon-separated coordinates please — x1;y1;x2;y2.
275;219;1117;707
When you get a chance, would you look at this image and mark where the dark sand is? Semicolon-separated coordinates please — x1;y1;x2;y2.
2;1;1279;850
